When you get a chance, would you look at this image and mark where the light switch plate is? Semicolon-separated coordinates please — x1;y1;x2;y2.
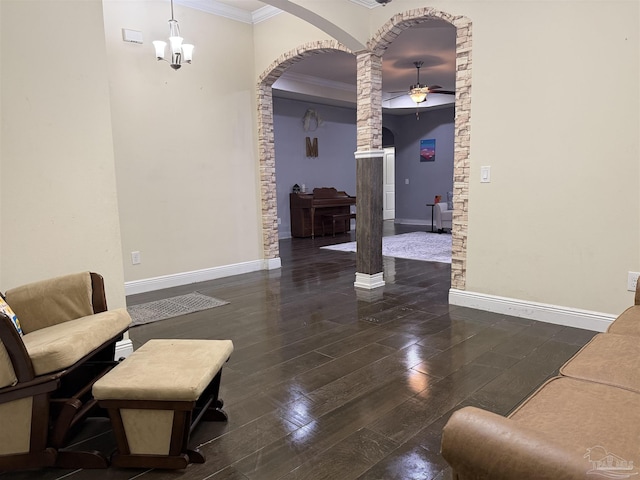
480;166;491;183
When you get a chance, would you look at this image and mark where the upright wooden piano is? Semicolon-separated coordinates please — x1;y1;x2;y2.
290;187;356;238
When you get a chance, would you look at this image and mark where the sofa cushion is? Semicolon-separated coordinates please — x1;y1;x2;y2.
509;377;640;468
606;305;640;336
22;308;130;376
0;297;22;336
447;191;454;210
442;406;587;480
560;333;640;393
443;378;640;479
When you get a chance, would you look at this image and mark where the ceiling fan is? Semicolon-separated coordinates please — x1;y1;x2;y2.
387;61;455;104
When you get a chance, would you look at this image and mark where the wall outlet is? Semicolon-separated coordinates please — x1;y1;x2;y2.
628;271;640;291
277;217;282;225
131;251;141;265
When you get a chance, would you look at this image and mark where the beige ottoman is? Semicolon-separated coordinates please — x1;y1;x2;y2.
93;339;233;469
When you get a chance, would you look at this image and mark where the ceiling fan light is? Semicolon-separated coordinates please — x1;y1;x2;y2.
409;87;428;104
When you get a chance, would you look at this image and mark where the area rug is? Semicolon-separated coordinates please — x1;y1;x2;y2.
321;231;452;264
128;292;229;327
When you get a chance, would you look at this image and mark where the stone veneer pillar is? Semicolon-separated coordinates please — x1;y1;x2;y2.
354;52;385;289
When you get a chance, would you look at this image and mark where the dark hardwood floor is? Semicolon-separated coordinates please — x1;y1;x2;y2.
5;222;597;480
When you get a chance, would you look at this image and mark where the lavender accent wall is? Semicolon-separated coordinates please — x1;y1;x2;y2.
384;106;455;224
274;97;357;239
273;97;454;237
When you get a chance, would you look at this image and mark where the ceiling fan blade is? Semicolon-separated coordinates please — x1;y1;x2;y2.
429;89;455;95
427;85;442;90
385;93;408;101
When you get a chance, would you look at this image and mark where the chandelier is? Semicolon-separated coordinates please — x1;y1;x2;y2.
152;0;194;70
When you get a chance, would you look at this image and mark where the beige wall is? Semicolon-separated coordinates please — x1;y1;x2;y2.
102;1;262;282
253;11;336;77
462;1;639;314
0;0;637;320
255;1;640;316
0;0;126;307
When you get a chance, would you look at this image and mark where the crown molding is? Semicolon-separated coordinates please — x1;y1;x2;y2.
252;5;282;23
348;0;381;9
175;0;281;24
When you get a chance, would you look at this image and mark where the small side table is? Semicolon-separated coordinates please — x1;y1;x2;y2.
426;203;436;233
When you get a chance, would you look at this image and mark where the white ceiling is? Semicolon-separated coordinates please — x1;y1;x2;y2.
179;0;456;113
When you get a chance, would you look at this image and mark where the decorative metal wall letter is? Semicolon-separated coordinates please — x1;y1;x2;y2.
306;137;319;157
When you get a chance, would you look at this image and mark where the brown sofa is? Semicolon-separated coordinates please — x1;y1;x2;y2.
441;287;640;480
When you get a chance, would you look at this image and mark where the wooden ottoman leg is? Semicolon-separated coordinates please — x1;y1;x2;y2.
201;370;228;422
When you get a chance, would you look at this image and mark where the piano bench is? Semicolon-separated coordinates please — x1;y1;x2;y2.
322;213;356;237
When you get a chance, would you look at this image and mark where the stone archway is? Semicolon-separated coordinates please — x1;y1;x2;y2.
256;40;354;262
257;9;471;291
369;9;472;290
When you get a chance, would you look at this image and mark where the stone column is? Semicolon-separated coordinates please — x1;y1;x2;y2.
354;52;384;289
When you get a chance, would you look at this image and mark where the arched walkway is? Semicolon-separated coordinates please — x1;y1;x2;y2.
257;40;354;261
257;9;472;290
369;8;472;290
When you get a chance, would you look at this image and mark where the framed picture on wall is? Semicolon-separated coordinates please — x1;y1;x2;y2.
420;139;436;162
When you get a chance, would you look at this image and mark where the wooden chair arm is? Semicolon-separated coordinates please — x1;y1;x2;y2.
0;313;35;383
90;272;108;314
0;372;59;403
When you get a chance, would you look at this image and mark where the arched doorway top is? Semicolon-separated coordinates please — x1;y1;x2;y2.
368;8;471;57
258;40;354;87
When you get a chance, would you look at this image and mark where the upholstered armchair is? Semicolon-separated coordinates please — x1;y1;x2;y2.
0;272;131;470
434;202;453;232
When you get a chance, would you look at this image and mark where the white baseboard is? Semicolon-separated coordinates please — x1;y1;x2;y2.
449;289;616;332
354;272;385;289
125;258;281;296
115;338;134;359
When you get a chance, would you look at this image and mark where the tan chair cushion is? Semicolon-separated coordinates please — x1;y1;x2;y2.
606;305;640;336
22;308;130;376
5;272;95;334
93;339;234;402
560;333;640;393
